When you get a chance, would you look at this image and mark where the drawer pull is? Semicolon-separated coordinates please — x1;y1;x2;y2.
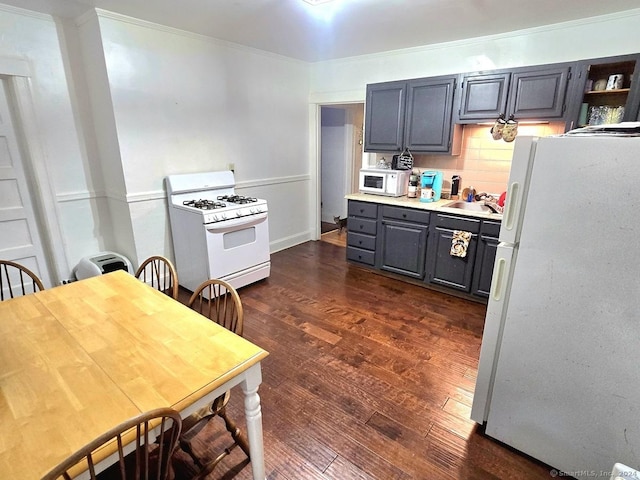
402;213;407;218
358;240;362;245
359;225;363;229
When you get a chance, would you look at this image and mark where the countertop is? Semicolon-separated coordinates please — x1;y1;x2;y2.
346;193;503;221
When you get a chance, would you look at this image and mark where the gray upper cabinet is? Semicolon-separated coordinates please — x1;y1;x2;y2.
364;81;406;152
456;63;573;123
404;77;458;153
456;72;510;122
364;75;459;154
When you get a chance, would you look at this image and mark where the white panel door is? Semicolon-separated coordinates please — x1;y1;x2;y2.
0;78;50;286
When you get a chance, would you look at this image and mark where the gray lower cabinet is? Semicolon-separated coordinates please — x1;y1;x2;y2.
346;200;378;266
346;200;501;300
379;205;430;279
426;213;481;293
471;220;501;298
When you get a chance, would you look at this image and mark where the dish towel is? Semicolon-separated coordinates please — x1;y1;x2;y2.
450;230;472;258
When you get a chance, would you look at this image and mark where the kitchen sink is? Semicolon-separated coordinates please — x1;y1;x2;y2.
443;201;493;213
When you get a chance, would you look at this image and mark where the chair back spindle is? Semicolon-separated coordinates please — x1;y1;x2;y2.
0;260;44;301
41;408;182;480
188;279;243;336
134;256;179;300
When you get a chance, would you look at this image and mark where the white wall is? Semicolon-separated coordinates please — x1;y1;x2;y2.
93;11;312;261
0;4;104;283
310;10;640;102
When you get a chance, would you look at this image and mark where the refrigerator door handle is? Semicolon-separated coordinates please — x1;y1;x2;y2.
503;181;520;234
490;257;507;302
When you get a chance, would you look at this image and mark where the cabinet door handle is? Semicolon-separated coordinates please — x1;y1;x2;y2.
402;213;407;218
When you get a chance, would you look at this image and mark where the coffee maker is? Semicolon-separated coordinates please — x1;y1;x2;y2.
420;171;443;203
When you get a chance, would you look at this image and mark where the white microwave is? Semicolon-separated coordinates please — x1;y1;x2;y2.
359;168;410;197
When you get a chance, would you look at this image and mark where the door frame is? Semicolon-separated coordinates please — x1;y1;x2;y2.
1;58;68;285
310;99;365;241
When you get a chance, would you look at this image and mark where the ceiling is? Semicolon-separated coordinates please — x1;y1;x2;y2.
7;0;640;62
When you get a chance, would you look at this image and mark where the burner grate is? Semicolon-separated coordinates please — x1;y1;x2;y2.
183;199;226;210
217;195;258;204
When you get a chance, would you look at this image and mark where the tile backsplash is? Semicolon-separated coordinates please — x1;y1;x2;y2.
371;122;565;196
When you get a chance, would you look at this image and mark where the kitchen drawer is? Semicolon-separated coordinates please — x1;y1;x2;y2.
381;205;430;225
347;246;375;266
481;219;501;238
348;232;376;251
434;213;481;233
347;217;377;236
348;201;378;219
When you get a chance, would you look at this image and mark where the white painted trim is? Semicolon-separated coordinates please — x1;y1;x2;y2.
270;231;314;254
56;174;312;204
309;103;321;241
90;8;307;66
0;3;52;21
236;174;310;190
8;76;69;283
309;90;365;104
56;190;107;203
312;8;640;65
0;57;31;77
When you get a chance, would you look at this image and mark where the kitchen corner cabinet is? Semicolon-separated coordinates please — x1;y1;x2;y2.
346;200;378;267
379;206;430;279
364;75;459;154
471;220;501;298
567;54;640;128
456;64;573;123
426;213;480;293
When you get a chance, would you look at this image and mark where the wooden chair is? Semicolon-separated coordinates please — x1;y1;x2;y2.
0;259;45;301
134;256;179;300
180;279;249;478
41;408;182;480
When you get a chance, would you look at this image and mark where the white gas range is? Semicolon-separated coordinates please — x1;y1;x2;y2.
166;170;270;292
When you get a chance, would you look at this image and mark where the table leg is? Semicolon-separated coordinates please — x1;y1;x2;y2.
241;363;266;480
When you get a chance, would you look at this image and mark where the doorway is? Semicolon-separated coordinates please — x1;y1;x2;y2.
0;77;52;288
319;103;364;246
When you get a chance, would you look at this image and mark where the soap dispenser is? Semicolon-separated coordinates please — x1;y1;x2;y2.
466;186;476;202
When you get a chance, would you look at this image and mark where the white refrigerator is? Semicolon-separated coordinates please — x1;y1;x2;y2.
471;130;640;479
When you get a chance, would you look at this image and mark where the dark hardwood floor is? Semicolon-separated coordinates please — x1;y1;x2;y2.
172;241;555;480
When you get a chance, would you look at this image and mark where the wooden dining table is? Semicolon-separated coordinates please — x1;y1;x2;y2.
0;270;269;480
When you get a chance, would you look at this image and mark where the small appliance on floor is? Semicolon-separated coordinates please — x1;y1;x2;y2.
420;171;443;202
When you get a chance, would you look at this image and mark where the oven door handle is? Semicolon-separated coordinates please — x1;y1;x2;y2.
205;212;268;233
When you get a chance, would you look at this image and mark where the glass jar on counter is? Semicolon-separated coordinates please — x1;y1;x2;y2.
408;174;419;198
